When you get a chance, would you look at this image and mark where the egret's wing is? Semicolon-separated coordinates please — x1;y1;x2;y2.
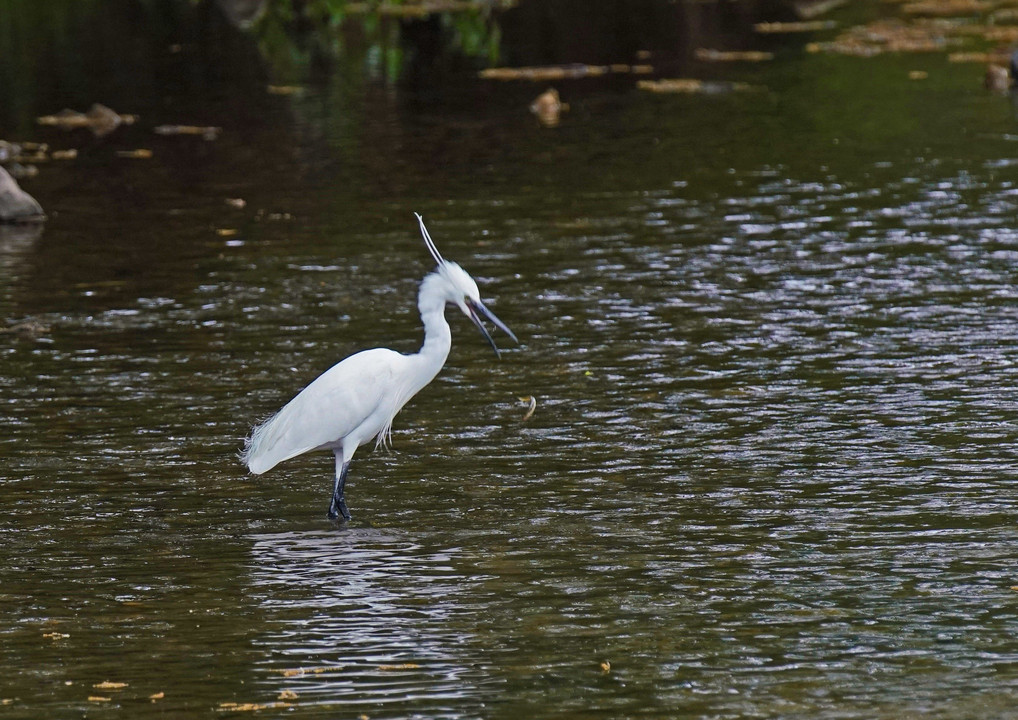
243;348;400;474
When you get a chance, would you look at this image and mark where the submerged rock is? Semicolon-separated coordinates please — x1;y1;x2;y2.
530;88;568;127
985;63;1010;92
0;166;44;223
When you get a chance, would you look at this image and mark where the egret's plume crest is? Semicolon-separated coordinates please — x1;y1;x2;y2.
414;212;445;266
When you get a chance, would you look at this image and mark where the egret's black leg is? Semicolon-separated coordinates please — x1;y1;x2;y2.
328;458;351;521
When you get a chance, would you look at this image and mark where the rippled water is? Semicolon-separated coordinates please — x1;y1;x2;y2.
3;3;1018;718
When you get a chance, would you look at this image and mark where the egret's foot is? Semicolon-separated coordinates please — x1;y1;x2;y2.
327;495;351;522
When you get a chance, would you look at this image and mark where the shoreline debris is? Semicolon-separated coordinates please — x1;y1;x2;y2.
37;103;137;137
755;20;837;33
695;48;774;62
480;64;652;81
637;78;757;94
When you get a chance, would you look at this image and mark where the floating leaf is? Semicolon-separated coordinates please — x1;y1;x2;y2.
275;666;343;677
518;395;537;421
218;701;293;711
92;682;128;690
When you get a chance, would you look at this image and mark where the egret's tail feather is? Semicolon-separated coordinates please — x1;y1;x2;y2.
242;416;276;474
243;403;320;475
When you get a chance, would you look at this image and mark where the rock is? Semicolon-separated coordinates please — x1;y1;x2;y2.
530;88;569;127
0;166;45;223
985;63;1010;93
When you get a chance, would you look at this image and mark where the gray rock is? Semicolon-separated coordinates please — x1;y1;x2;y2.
0;165;44;223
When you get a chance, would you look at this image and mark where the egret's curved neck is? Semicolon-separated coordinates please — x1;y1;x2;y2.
415;273;452;373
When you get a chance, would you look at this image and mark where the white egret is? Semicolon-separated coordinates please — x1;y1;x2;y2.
242;213;518;521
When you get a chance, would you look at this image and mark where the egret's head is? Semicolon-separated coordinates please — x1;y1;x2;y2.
415;213;518;357
436;260;481;311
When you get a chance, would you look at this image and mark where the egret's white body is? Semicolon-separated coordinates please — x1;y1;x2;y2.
242;214;516;520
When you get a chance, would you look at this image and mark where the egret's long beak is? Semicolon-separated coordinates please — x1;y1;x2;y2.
465;298;518;358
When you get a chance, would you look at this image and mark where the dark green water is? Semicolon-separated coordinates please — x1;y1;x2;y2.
2;1;1018;717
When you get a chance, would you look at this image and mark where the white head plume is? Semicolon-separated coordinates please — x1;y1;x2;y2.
414;212;445;266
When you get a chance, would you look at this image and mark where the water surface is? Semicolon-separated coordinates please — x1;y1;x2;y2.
1;1;1018;717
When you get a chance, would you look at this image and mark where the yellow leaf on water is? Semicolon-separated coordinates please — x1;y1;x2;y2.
600;660;612;674
42;632;69;640
216;228;238;237
276;665;342;677
377;663;420;671
518;395;537;421
218;701;292;711
93;682;128;690
88;696;111;702
149;692;165;701
277;690;298;700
